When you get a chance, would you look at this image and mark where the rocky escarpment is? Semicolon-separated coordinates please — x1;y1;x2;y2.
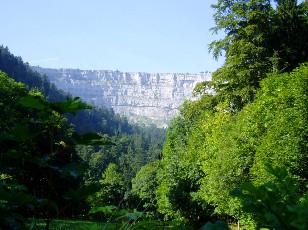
31;66;211;127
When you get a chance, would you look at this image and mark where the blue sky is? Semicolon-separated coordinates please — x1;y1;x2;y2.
1;0;224;73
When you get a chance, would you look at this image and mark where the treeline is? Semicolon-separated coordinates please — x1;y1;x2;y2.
0;46;67;102
0;46;165;229
0;45;164;135
0;44;165;169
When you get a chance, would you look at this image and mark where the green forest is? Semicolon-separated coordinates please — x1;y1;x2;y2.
1;0;308;229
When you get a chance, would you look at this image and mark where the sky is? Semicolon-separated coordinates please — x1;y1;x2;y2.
1;0;224;73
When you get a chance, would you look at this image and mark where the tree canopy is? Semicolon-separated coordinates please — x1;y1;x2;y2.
154;0;308;227
207;0;308;110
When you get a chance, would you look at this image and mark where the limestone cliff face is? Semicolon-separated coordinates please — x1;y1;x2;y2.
31;66;211;127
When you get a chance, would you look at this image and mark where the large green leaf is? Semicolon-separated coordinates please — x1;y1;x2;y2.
51;97;91;115
118;211;144;221
60;162;85;178
65;183;102;200
9;125;35;141
289;192;308;230
19;96;91;117
6;150;29;159
19;95;48;111
89;205;116;214
36;199;58;211
72;132;116;146
7;150;50;167
0;189;36;205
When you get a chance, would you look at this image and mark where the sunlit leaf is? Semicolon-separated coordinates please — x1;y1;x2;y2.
51;97;92;115
117;211;144;221
89;205;116;214
19;95;48;111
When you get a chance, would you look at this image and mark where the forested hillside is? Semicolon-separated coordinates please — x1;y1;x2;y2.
0;46;165;229
1;0;308;229
0;45;165;162
151;0;308;228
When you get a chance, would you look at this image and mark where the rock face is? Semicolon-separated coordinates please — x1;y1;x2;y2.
31;66;211;127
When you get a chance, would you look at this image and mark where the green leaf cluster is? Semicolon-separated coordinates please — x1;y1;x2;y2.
87;163;125;209
0;71;112;229
153;1;308;223
150;1;308;227
155;64;308;227
232;164;308;229
209;0;308;110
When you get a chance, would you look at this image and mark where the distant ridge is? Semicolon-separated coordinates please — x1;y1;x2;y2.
32;66;211;127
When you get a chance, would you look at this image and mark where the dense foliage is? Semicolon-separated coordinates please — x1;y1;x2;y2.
206;0;308;110
1;0;308;229
0;70;102;229
0;47;165;228
0;46;165;174
154;0;308;228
